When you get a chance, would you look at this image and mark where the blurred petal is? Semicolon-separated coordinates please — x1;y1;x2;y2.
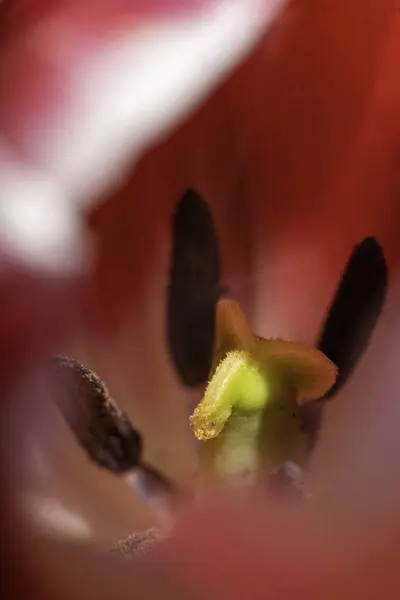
0;0;285;208
0;148;90;275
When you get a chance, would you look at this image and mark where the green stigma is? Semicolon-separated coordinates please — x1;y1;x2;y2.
190;350;269;441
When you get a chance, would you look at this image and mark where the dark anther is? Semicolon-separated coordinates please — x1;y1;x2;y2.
303;237;388;453
49;356;143;474
317;237;388;399
166;188;223;387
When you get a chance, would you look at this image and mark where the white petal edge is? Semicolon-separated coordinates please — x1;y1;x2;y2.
0;145;92;275
0;0;285;274
32;0;286;208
